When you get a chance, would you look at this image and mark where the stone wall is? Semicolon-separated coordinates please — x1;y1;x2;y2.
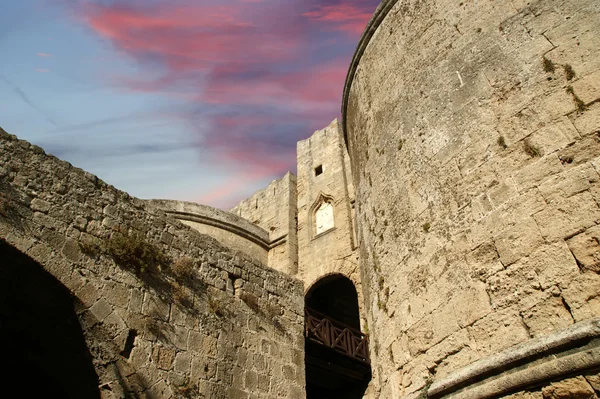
343;0;600;397
295;120;362;312
0;129;306;399
231;173;298;275
148;199;270;267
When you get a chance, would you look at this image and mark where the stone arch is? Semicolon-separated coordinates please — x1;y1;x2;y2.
304;274;371;399
309;192;336;238
0;239;101;398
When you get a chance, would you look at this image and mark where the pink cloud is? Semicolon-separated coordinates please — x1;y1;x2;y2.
37;52;53;57
81;3;304;74
303;3;373;34
76;0;379;206
35;68;50;73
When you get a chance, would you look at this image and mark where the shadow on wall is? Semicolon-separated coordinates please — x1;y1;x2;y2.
0;239;101;399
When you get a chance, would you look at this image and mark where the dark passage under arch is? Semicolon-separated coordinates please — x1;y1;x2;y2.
0;239;100;398
305;274;371;399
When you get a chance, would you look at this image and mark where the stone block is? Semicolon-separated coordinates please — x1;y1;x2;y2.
562;272;600;321
391;334;412;369
174;351;191;374
102;281;131;309
465;242;504;281
146;380;172;398
572;69;600;105
538;163;599;203
558;135;600;168
526;241;580;291
494;217;545;266
191;357;217;381
451;282;492;327
227;388;249;399
142;294;170;322
129;288;144;313
522;296;573;337
90;298;113;322
487;259;542;310
189;331;218;358
528;117;579;157
567;225;600;272
62;237;82;262
541;376;596;399
245;369;258;391
488;180;519;208
103;310;127;332
467;309;530;357
571;101;600;137
406;301;459;356
30;198;51;213
534;191;600;242
513;155;564;192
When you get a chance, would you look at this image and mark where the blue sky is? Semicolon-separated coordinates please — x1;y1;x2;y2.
0;0;379;209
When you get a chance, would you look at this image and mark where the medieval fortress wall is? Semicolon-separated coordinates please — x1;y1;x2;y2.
231;120;361;300
231;172;299;276
2;0;600;397
344;0;600;397
294;120;363;310
0;129;306;398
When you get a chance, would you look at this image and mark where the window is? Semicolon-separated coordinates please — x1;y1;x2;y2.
314;165;323;176
315;201;334;235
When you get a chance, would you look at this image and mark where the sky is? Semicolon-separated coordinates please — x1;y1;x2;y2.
0;0;380;209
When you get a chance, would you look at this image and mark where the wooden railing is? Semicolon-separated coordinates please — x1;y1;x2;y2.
304;307;370;364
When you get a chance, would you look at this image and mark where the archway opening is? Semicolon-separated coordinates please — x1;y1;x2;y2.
0;239;100;398
305;274;371;399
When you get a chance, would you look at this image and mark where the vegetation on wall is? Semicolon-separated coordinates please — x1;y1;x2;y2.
104;230;171;276
523;139;541;158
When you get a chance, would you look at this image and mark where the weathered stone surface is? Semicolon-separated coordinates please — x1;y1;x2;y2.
567;225;600;272
522;297;574;337
542;376;596;399
562;273;600;321
0;131;305;398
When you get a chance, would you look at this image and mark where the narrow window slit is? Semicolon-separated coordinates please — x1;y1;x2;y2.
120;329;137;359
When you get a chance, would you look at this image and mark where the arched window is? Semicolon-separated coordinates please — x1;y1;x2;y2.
311;193;335;237
315;201;334;235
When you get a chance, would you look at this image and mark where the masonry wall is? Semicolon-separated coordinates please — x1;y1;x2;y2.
296;120;362;306
231;173;298;275
344;0;600;397
0;129;305;399
148;199;270;267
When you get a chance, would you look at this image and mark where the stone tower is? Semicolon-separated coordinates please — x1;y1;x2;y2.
343;0;600;397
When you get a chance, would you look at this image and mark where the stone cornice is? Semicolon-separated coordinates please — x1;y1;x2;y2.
341;0;401;147
429;318;600;398
146;199;287;250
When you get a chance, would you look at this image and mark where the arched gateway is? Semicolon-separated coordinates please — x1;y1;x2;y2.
304;274;371;398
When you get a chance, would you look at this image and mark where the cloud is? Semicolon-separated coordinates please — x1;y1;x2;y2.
0;74;57;126
303;3;374;34
35;68;51;73
74;0;379;206
37;52;53;57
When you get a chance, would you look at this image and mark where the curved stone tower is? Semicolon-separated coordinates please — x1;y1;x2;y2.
343;0;600;397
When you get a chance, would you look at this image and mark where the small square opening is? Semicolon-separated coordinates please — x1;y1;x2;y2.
314;165;323;176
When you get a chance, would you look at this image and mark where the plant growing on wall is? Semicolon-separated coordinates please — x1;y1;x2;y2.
104;230;171;276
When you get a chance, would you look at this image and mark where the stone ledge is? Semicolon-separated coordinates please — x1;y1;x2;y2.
146;199;280;250
429;317;600;398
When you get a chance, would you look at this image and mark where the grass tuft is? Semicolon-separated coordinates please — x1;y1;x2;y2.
523;139;541;158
